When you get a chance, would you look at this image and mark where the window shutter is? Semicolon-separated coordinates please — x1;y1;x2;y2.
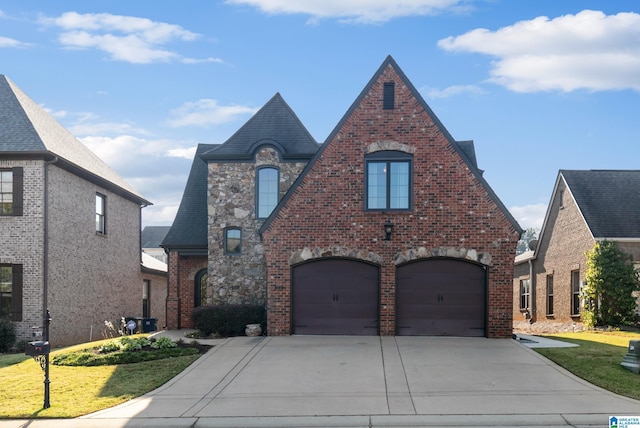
11;264;22;322
12;167;23;216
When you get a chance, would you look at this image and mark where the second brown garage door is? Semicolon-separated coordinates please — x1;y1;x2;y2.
396;258;486;337
292;259;379;335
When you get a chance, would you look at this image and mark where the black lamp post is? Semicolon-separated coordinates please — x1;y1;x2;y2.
43;309;51;409
384;219;393;240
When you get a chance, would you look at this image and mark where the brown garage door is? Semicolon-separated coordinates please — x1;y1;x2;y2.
396;258;486;337
292;259;379;335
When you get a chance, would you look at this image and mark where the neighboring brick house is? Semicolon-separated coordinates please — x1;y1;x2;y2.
513;170;640;333
164;56;522;337
0;75;152;345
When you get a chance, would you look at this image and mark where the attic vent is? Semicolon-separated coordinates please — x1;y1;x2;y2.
383;82;395;110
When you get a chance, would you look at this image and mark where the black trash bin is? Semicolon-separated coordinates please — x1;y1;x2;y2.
141;318;158;333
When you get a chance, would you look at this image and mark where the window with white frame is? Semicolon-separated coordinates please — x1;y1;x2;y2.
519;279;530;310
546;274;554;315
96;193;106;234
571;270;581;316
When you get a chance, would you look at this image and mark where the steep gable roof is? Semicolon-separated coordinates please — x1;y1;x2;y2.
561;170;640;239
141;226;171;248
201;93;318;161
0;75;149;204
261;55;521;234
161;144;218;253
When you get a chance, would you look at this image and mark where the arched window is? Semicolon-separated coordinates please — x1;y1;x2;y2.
256;167;279;218
194;269;208;308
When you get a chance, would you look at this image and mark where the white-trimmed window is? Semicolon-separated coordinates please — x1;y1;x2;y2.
571;270;581;316
96;193;106;234
546;275;554;315
519;279;530;310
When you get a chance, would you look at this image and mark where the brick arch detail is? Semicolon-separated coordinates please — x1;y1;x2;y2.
394;246;493;266
289;246;384;266
365;140;416;154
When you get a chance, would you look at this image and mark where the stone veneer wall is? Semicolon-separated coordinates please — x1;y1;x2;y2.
206;147;308;306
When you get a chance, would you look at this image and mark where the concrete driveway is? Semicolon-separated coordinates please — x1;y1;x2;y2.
5;335;640;427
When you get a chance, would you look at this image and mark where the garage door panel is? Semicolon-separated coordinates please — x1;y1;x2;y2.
397;259;486;337
292;259;379;336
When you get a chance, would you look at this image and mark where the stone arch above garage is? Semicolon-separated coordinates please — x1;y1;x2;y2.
394;246;492;266
289;246;383;266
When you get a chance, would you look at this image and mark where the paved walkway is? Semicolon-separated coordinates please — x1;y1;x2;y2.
3;334;639;427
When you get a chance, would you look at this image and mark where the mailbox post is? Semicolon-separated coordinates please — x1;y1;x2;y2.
26;309;51;409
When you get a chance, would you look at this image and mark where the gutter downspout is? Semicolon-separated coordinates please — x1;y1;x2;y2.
43;156;58;321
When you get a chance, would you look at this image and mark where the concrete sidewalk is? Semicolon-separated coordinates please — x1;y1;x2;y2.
3;334;639;427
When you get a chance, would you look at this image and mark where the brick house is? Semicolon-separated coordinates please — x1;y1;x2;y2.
164;56;522;337
513;170;640;333
0;75;153;345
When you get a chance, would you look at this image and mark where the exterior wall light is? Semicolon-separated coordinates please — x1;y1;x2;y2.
384;219;393;240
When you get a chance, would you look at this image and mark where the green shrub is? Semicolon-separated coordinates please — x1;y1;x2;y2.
119;337;150;352
52;347;198;366
0;320;16;353
151;336;177;349
99;340;121;353
192;304;266;337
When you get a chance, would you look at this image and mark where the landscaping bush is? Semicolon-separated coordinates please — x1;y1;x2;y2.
192;304;266;337
52;347;199;366
0;320;16;353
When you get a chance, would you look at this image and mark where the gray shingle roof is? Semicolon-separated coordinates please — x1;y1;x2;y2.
561;170;640;238
202;93;318;161
161;144;217;252
141;226;171;248
0;75;148;204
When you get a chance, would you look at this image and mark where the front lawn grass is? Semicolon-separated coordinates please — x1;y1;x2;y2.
535;330;640;401
0;336;204;418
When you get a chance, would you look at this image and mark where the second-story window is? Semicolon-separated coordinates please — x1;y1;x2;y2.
365;151;412;211
0;167;22;216
96;193;106;234
257;167;279;218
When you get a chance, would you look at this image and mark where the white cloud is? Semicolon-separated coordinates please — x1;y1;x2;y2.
226;0;465;24
40;12;222;64
422;84;486;99
167;99;258;127
167;147;198;159
510;203;547;231
438;10;640;92
0;36;31;48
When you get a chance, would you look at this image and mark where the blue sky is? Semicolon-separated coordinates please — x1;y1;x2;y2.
1;1;639;231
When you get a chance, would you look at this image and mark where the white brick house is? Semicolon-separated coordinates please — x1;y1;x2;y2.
0;75;152;346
